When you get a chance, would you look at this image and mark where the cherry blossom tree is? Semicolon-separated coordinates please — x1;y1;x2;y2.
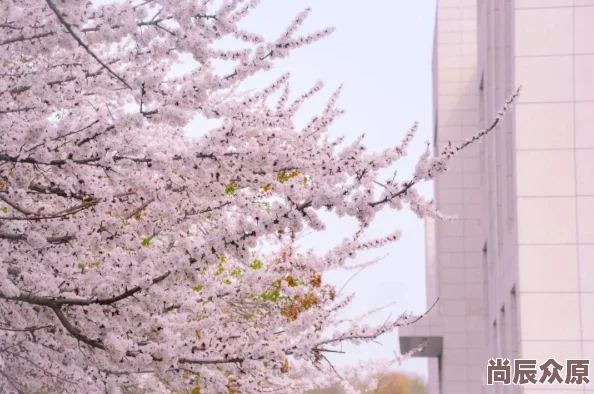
0;0;518;392
309;370;427;394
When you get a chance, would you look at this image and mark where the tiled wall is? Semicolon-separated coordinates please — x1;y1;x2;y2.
433;1;487;393
478;2;519;393
478;0;594;393
418;1;594;393
511;1;594;393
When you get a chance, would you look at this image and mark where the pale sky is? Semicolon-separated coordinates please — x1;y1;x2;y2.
185;0;439;378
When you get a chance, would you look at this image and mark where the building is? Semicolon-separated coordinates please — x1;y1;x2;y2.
398;1;594;393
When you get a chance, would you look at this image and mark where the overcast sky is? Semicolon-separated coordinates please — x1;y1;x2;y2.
183;0;439;378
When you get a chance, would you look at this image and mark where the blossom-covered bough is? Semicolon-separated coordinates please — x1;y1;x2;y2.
0;0;519;392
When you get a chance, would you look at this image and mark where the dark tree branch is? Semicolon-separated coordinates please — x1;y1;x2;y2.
94;271;170;305
0;199;99;221
313;298;440;348
28;183;85;200
0;23;23;31
24;120;100;154
6;59;120;97
45;0;132;89
0;107;35;115
0;194;36;215
186;201;231;216
0;153;150;167
0;191;136;221
0;271;171;307
52;308;105;349
0;31;54;46
0;325;54;333
0;233;75;244
124;198;155;220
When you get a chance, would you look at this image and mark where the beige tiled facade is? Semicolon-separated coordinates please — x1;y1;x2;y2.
399;1;594;393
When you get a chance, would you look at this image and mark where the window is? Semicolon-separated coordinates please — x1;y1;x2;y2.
433;112;438;150
510;287;519;394
500;305;510;394
510;287;518;359
479;73;486;183
483;243;490;333
492;319;498;358
504;0;515;230
493;319;502;394
500;305;507;359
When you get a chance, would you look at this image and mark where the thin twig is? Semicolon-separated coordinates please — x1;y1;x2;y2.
44;0;131;89
0;31;54;46
0;325;53;333
0;271;171;307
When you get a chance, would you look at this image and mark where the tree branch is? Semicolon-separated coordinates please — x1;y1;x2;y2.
124;198;155;220
0;271;171;307
24;120;101;154
0;194;36;215
0;325;54;333
6;60;121;98
0;199;99;221
44;0;132;89
0;32;54;46
28;183;86;200
52;307;105;349
0;233;75;244
0;153;150;167
0;107;36;115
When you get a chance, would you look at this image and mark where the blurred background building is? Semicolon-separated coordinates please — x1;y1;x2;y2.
399;1;594;393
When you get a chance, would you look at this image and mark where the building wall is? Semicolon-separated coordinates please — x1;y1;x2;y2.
477;1;520;393
418;1;594;393
432;1;486;393
425;218;440;394
402;1;594;393
478;0;594;393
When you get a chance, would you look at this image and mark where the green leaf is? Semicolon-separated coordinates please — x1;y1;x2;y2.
249;259;263;270
192;284;203;293
277;170;300;183
222;279;232;285
225;182;238;196
262;201;271;213
87;260;100;268
261;290;280;303
0;207;7;213
214;265;225;276
77;263;85;271
230;268;242;277
141;238;151;247
191;388;201;394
